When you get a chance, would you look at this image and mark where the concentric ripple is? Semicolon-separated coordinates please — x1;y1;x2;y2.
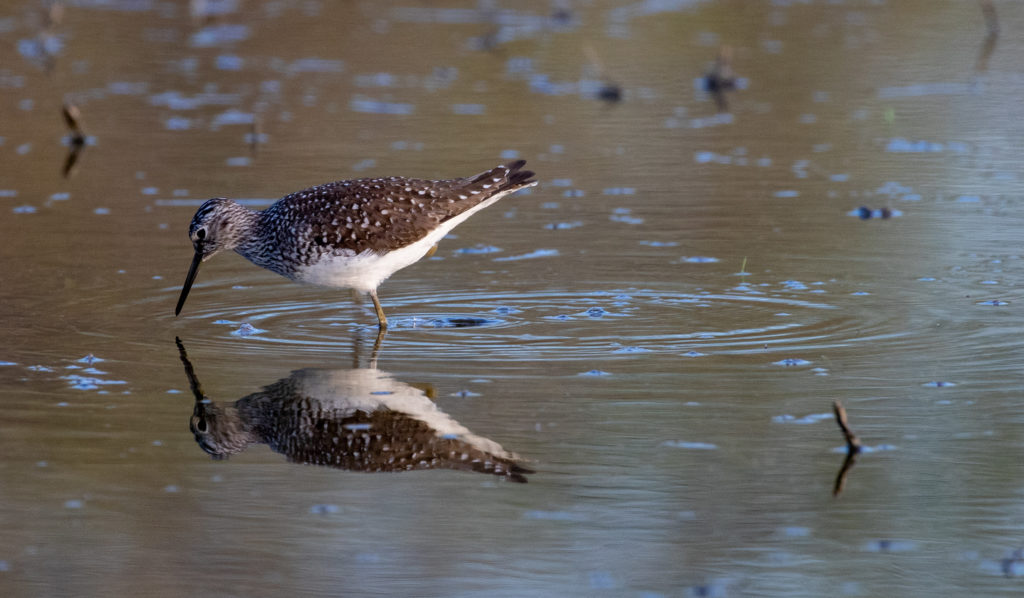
162;281;919;361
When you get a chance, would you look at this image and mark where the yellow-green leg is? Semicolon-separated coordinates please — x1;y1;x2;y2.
369;289;388;330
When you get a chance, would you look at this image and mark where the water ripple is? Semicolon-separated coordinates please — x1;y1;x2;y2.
164;285;915;361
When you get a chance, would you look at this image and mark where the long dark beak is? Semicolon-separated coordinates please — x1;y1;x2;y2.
175;249;202;316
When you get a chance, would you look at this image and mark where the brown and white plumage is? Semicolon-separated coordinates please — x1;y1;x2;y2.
176;338;532;482
175;160;537;328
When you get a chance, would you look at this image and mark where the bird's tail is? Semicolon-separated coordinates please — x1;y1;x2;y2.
466;159;537;194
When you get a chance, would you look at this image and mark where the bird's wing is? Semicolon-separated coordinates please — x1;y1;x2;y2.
263;161;536;254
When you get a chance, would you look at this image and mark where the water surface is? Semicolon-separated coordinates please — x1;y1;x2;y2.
2;1;1024;596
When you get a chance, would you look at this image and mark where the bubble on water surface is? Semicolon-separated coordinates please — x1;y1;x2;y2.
231;323;265;337
773;358;812;366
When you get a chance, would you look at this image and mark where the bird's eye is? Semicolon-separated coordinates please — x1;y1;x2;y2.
196;228;206;241
194;417;207;432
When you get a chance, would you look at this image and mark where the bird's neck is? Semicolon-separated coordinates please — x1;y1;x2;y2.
228;206;266;257
231;208;289;275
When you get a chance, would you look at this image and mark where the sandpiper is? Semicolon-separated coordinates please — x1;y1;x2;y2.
175;338;532;481
175;160;536;328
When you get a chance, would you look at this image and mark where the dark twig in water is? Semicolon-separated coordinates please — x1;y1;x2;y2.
703;46;737;112
980;0;999;36
584;43;622;103
832;400;862;497
974;1;999;73
62;102;86;144
833;450;857;497
974;31;998;73
833;400;862;452
61;143;83;178
61;102;87;178
45;1;64;30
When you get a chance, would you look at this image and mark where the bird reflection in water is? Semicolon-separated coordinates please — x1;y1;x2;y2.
174;338;532;482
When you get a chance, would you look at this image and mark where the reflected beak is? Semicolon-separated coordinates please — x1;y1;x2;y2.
175;249;203;316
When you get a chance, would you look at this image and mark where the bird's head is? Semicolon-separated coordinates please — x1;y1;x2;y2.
188;198;247;261
175;198;251;316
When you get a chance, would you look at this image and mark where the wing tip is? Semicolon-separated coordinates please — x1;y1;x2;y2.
503;159;535;188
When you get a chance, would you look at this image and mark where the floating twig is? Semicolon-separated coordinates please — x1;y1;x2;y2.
62;102;86;144
584;43;622;103
980;0;999;37
974;1;999;73
61;101;87;178
833;400;862;452
45;1;64;30
703;46;737;112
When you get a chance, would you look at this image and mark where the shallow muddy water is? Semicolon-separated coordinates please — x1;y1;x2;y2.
3;1;1024;596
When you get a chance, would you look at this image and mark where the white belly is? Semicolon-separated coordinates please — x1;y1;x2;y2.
290;189;516;293
292;233;439;292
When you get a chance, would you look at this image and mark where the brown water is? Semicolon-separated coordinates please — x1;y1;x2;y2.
3;0;1024;596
